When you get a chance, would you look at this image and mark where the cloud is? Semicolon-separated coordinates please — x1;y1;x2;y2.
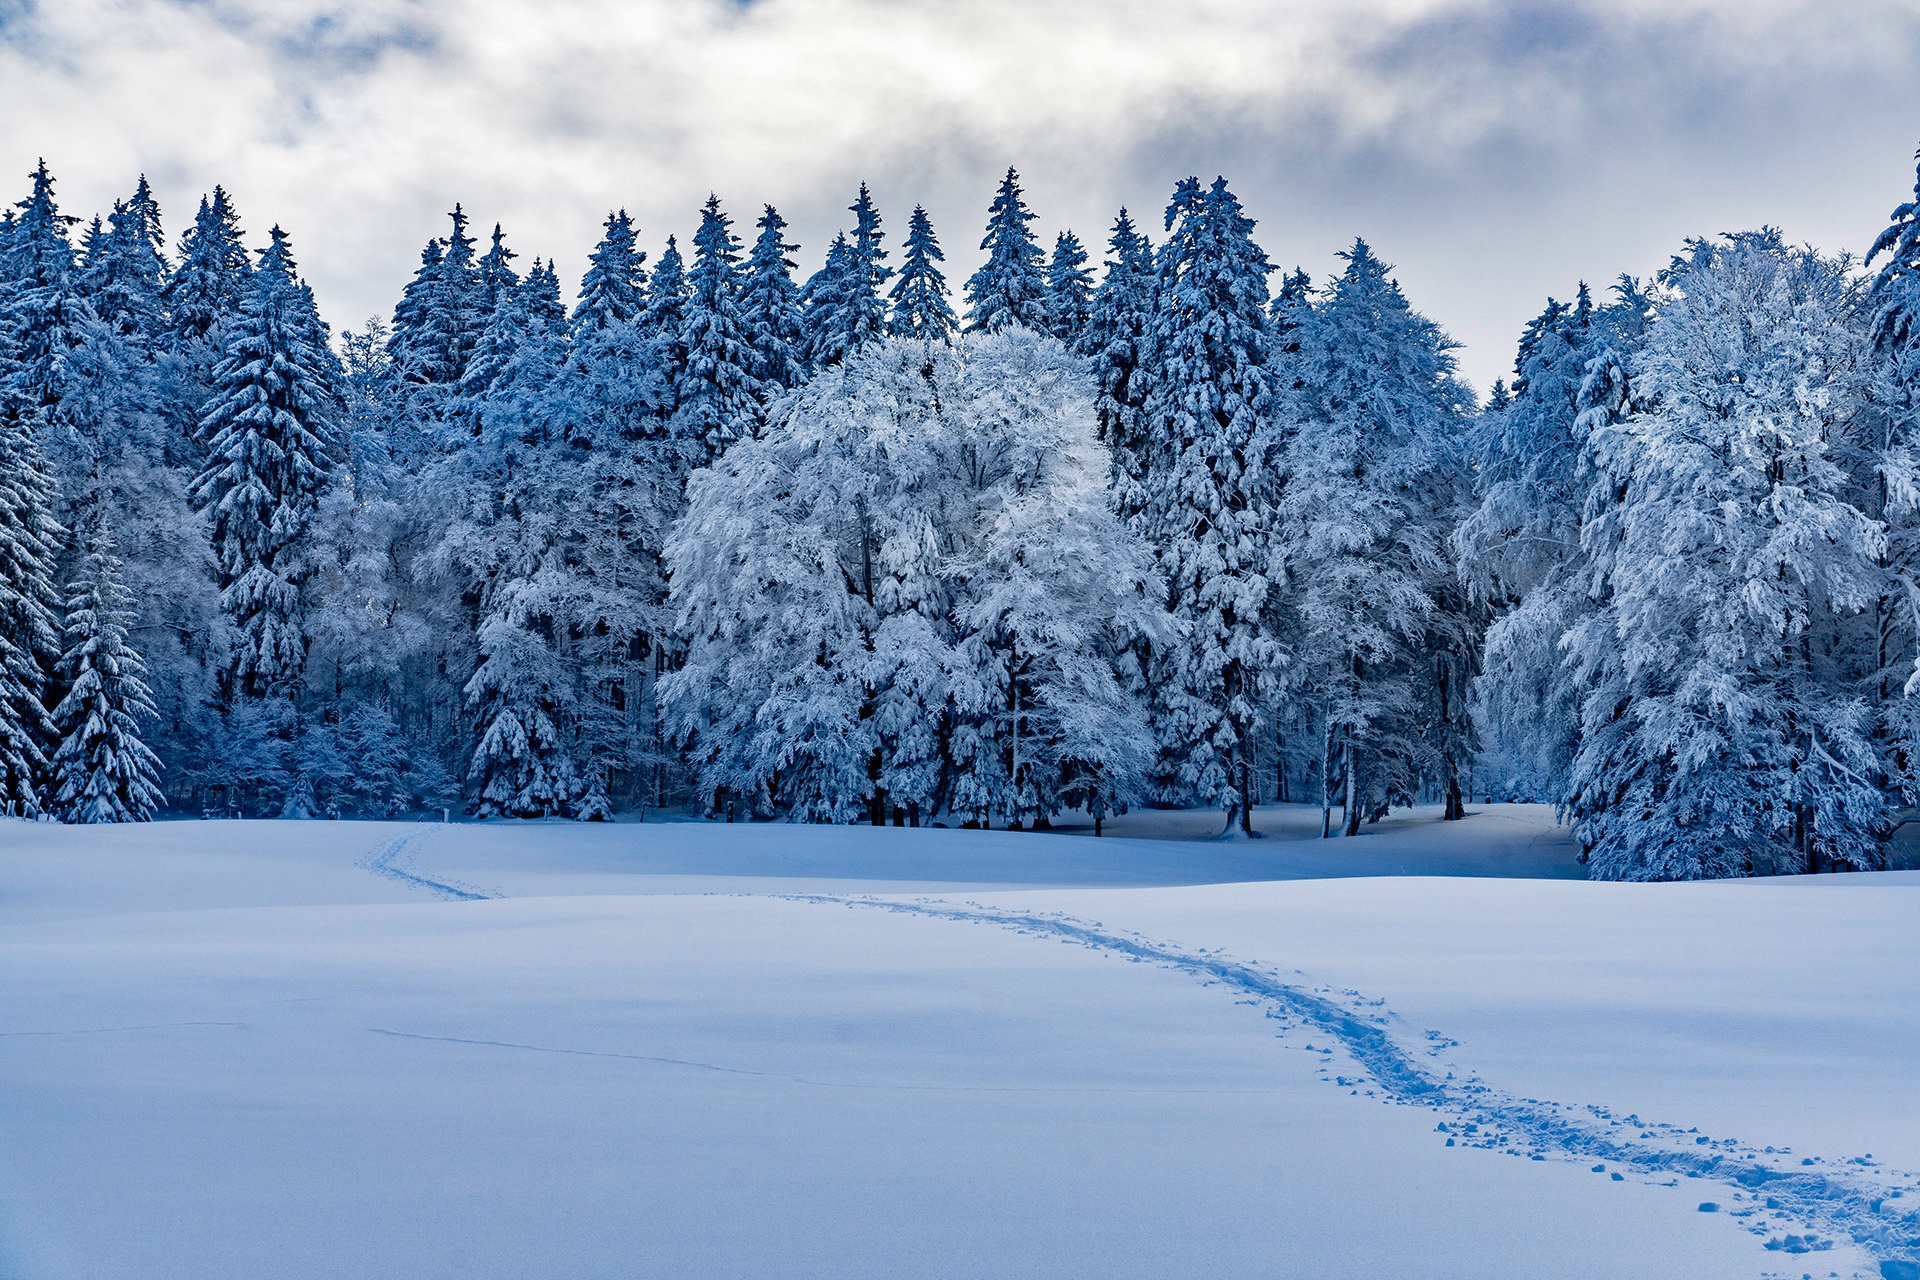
4;0;1920;393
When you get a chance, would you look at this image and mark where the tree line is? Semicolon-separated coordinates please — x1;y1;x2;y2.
5;148;1920;879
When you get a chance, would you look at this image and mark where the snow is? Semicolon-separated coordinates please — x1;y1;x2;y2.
1;805;1915;1279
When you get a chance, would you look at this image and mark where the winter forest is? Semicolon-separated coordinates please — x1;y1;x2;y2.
9;142;1920;884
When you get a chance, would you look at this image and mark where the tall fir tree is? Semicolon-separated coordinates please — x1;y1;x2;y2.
1273;240;1469;836
736;204;808;394
677;195;759;459
48;531;164;822
888;204;956;341
571;210;647;337
1080;209;1156;514
476;222;520;320
965;167;1047;333
2;160;91;419
802;232;856;367
191;226;337;701
162;186;249;345
0;394;63;816
1043;230;1093;346
1135;176;1279;834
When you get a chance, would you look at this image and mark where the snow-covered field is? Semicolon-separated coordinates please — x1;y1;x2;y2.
1;805;1915;1280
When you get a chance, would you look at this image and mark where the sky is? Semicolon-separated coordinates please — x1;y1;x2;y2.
4;0;1920;396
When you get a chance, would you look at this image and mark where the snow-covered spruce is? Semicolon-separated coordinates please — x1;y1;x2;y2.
48;532;163;822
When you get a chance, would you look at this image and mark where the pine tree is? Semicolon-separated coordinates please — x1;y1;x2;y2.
2;160;91;419
965;167;1047;333
1080;209;1156;512
736;205;808;395
804;187;891;366
387;206;480;387
0;399;63;816
80;182;168;344
191;226;337;700
1135;176;1279;833
802;232;856;367
476;222;520;320
677;195;759;460
889;204;956;341
572;210;647;337
162;186;249;345
48;531;163;822
1273;240;1473;835
1044;230;1093;346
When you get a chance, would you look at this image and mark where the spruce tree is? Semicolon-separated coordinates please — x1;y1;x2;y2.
736;204;808;394
162;186;249;345
843;183;891;346
191;226;337;701
1080;209;1156;512
571;210;646;337
888;204;956;341
85;180;167;343
1135;176;1278;833
48;531;163;822
965;167;1047;332
677;195;759;459
0;398;63;816
476;222;520;320
1273;240;1471;835
1044;230;1093;346
2;160;91;418
802;232;856;367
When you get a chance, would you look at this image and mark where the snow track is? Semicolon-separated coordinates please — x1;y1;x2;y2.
356;831;496;902
796;894;1920;1278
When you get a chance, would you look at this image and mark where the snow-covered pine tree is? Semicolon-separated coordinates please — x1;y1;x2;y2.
162;186;250;346
1454;287;1606;800
83;180;168;344
1044;230;1093;347
2;161;91;423
1271;240;1462;836
387;205;481;388
0;386;63;816
48;530;163;822
476;222;520;321
1134;176;1279;834
1864;143;1920;803
804;187;891;367
736;205;808;396
191;225;338;701
1565;232;1886;879
677;196;760;459
1079;209;1156;515
888;204;956;341
965;167;1047;333
802;231;855;367
572;210;647;337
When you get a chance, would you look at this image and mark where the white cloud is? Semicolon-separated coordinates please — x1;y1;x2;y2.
4;0;1919;392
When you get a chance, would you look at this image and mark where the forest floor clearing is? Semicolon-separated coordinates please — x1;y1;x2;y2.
0;805;1914;1279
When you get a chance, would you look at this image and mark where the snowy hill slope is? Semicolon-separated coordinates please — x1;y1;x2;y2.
0;807;1913;1280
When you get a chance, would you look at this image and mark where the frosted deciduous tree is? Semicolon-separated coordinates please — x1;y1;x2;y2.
664;330;1161;827
1566;233;1886;879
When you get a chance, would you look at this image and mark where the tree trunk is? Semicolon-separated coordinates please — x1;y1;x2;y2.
1319;717;1333;839
1343;742;1361;838
1239;757;1254;835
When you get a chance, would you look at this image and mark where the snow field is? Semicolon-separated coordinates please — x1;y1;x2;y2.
0;807;1914;1279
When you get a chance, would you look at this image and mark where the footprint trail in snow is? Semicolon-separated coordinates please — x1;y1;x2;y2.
792;894;1920;1280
